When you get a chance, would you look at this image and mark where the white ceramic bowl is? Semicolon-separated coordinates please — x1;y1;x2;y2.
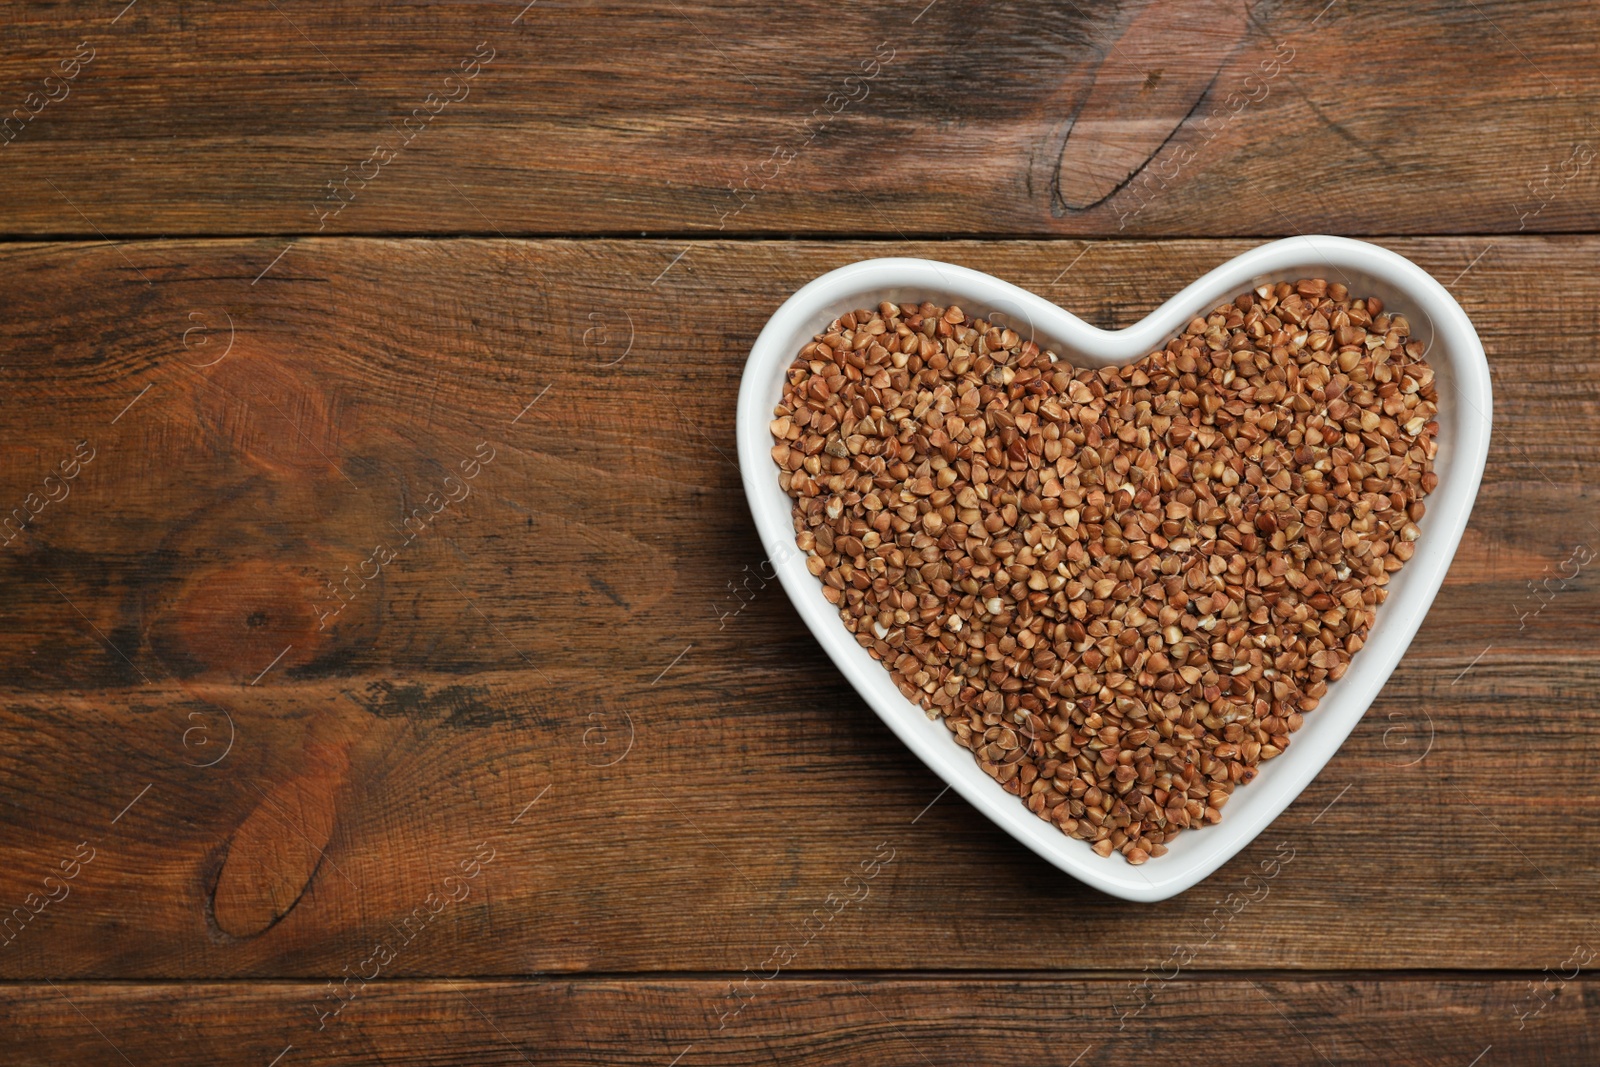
736;236;1491;901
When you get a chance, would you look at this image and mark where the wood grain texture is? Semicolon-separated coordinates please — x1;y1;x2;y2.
1052;0;1250;210
0;237;1594;981
5;0;1597;1057
0;1;1597;235
3;977;1595;1066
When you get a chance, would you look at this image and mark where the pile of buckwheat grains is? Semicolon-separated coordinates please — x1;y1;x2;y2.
770;279;1439;864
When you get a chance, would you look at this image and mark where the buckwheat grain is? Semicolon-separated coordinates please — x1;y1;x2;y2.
771;285;1438;863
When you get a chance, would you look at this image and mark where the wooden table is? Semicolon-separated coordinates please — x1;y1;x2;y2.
2;2;1597;1063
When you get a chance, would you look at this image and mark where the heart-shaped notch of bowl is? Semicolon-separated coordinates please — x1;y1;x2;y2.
736;236;1490;902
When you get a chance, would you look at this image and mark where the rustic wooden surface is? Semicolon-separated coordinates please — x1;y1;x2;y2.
2;0;1598;237
4;978;1597;1065
1;1;1598;1065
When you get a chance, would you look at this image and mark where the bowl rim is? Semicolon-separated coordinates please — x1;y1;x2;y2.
736;236;1491;902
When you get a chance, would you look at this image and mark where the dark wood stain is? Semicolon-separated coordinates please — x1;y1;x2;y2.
0;1;1593;1059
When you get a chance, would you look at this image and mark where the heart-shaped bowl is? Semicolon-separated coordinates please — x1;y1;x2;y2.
736;236;1490;901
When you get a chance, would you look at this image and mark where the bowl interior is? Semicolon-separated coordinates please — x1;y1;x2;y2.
737;239;1489;901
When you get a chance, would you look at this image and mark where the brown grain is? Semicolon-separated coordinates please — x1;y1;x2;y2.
772;283;1439;863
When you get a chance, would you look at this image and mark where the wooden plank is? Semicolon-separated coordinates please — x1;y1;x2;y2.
0;237;1595;977
0;236;1591;680
0;659;1595;978
0;1;1596;236
3;977;1594;1065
